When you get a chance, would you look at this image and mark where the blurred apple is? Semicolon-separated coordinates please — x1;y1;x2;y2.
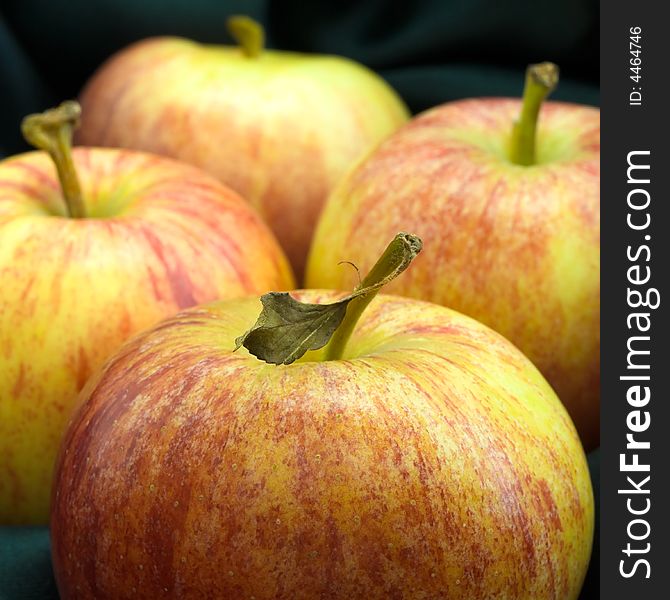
0;101;293;524
51;235;593;599
306;63;600;449
75;16;409;280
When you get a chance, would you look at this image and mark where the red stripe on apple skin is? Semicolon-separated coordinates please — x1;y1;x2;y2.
6;161;60;193
533;478;567;599
11;364;26;399
536;479;562;532
139;224;196;308
51;294;592;599
0;179;49;201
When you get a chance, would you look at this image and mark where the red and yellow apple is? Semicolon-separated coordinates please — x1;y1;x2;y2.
75;16;410;280
51;233;593;599
306;64;600;449
0;102;293;524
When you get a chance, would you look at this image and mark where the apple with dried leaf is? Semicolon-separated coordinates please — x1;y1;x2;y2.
52;234;593;599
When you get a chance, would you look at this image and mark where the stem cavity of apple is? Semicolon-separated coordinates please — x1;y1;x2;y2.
509;62;559;167
235;233;422;365
226;15;265;58
21;101;86;219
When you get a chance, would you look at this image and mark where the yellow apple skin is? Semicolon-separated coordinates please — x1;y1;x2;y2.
0;147;294;524
76;37;410;280
306;99;600;450
52;291;593;600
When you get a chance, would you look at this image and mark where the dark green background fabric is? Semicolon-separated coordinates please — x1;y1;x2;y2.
0;0;599;598
0;0;598;156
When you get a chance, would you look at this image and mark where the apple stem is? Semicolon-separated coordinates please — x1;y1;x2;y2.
226;15;265;58
236;234;421;365
324;234;423;361
21;101;86;219
508;62;559;166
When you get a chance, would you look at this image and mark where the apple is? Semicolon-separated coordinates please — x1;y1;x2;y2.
306;63;600;450
75;15;410;280
0;101;294;525
51;234;593;599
